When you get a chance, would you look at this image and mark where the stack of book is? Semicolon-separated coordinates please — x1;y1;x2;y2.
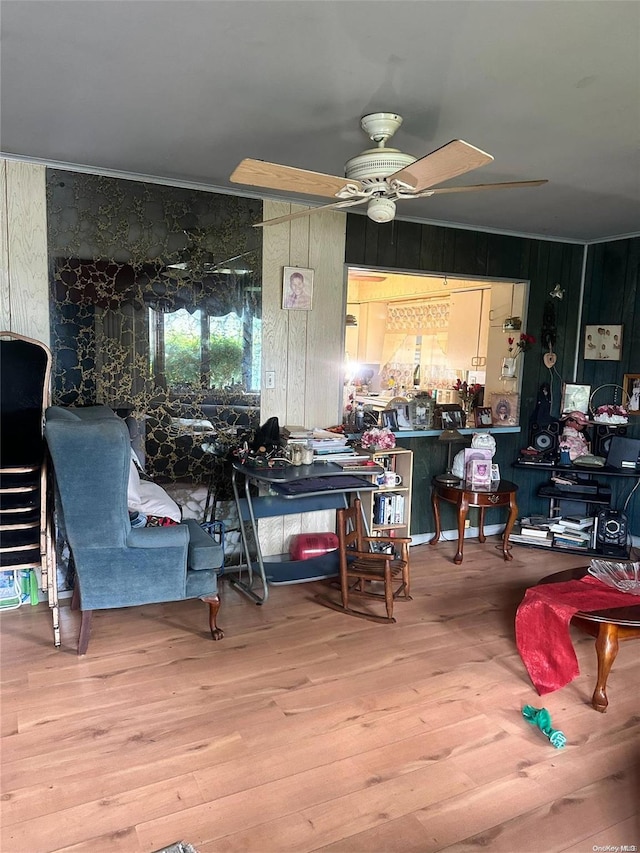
510;516;555;547
373;492;405;525
511;514;596;550
549;515;595;550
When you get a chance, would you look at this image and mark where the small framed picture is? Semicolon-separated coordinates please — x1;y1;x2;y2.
490;392;519;426
561;383;591;414
282;266;314;310
469;459;492;490
440;408;464;430
475;406;493;427
393;403;412;430
583;324;623;361
623;373;640;415
380;408;399;430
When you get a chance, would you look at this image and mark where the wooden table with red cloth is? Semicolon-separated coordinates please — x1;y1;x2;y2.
515;567;640;711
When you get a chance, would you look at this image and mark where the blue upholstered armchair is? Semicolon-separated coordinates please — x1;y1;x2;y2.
45;406;224;654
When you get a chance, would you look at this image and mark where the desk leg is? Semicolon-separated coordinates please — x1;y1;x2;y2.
454;497;468;564
478;507;486;543
592;622;619;712
502;492;518;562
429;491;441;545
228;469;269;605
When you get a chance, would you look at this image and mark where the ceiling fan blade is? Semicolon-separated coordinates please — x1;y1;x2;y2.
413;179;548;198
231;158;360;199
390;140;494;192
253;197;367;228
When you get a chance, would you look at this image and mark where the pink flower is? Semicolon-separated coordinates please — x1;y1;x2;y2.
361;427;396;449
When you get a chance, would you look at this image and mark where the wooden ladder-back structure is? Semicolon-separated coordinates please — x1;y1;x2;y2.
0;331;58;644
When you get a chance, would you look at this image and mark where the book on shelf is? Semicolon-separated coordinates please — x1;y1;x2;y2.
554;530;591;543
560;515;594;530
510;526;553;546
517;516;554;538
519;525;552;538
373;492;405;526
553;536;590;549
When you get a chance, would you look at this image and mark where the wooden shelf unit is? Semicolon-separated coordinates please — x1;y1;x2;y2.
360;447;413;538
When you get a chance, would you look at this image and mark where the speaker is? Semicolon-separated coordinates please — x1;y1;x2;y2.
591;424;627;458
529;420;560;454
595;509;628;556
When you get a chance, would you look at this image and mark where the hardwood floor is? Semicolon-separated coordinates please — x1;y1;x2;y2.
1;538;639;853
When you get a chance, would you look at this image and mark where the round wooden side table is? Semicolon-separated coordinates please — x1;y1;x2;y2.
538;567;640;712
429;478;519;564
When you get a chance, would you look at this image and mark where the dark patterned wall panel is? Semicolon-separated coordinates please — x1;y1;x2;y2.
46;170;263;484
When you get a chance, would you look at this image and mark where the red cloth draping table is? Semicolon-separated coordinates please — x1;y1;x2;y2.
515;575;638;695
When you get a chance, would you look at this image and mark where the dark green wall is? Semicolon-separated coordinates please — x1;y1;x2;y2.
345;217;639;535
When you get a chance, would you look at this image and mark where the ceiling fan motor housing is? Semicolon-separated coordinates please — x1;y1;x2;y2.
345;148;416;182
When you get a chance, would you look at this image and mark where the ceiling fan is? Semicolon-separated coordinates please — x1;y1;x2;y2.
230;112;547;228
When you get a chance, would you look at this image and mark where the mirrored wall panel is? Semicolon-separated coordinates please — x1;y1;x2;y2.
47;170;262;483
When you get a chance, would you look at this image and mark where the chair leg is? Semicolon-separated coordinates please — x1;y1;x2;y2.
77;610;93;655
202;595;224;640
70;580;81;611
384;564;394;620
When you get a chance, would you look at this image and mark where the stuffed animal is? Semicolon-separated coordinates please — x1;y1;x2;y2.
559;410;590;460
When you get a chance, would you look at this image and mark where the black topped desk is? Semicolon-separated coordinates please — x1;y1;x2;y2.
230;460;380;604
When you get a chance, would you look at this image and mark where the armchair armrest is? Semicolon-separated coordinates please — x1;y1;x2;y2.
128;524;189;549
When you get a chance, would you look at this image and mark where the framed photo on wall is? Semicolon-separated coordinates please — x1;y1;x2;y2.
561;383;591;414
623;373;640;415
583;324;623;361
489;392;519;426
282;266;314;310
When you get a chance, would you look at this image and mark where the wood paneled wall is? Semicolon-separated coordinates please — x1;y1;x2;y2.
259;200;347;555
580;237;640;391
0;159;49;342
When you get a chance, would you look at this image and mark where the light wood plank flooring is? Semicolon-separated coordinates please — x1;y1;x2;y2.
1;538;639;853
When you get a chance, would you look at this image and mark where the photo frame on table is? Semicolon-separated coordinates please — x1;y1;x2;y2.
490;392;518;426
561;383;591;414
380;408;399;431
474;406;493;427
623;373;640;415
440;408;465;430
393;402;412;430
469;459;492;490
583;324;623;361
282;266;314;310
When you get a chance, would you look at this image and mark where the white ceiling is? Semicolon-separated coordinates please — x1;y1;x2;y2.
1;0;639;243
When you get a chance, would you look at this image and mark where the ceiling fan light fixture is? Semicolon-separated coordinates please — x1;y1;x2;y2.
367;197;396;223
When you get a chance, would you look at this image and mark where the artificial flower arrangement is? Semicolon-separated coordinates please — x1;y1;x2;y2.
452;379;483;406
360;427;396;450
592;404;628;424
507;332;536;355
